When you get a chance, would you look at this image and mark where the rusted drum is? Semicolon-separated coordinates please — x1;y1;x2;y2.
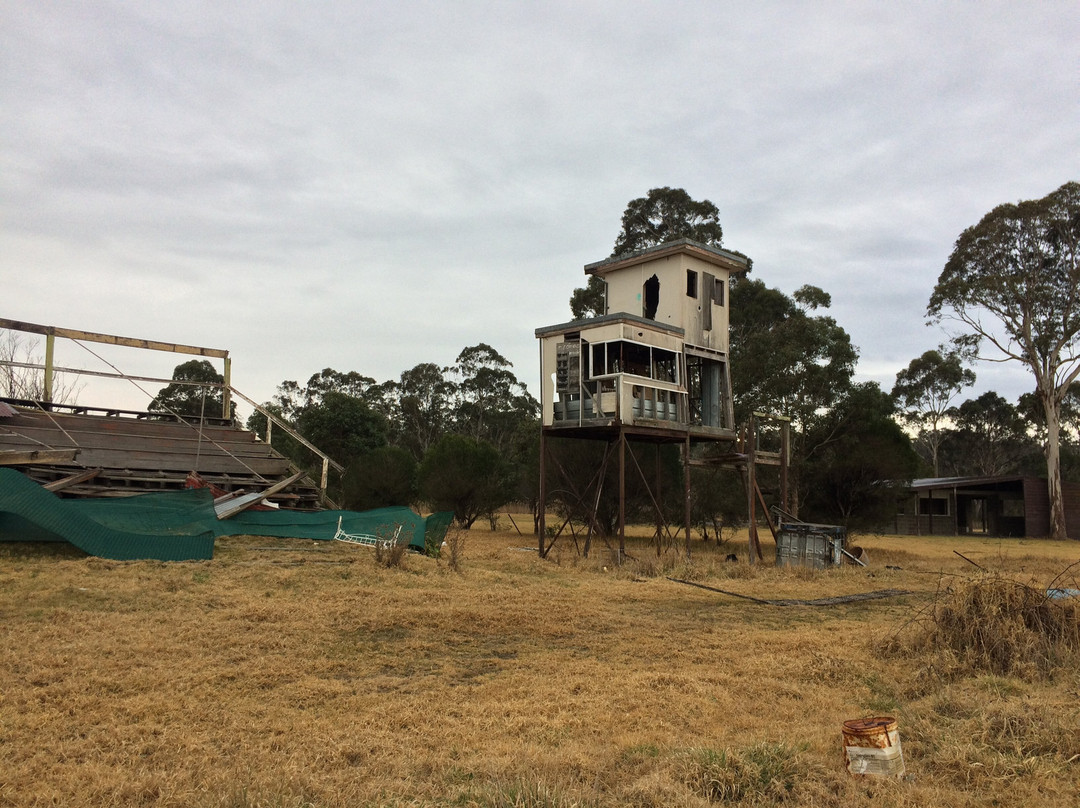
842;716;905;777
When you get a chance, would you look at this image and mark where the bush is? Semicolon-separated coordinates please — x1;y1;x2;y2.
342;446;417;510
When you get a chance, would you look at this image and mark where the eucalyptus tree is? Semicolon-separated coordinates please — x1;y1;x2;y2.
729;279;859;515
396;362;455;461
943;392;1039;478
447;343;538;454
929;181;1080;538
150;359;233;420
892;346;976;475
800;383;920;530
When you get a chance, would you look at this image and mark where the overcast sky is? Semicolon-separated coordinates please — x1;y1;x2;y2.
3;1;1078;416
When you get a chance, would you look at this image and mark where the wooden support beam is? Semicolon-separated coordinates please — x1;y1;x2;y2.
755;479;779;542
0;449;80;465
43;467;102;491
0;318;228;359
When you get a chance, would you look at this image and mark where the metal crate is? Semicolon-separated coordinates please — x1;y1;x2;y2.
776;521;846;569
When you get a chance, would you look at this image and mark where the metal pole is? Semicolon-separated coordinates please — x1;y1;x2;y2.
618;431;626;558
539;429;547;556
684;434;692;559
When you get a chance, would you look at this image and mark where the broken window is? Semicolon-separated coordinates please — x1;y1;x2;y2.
590;341;679;384
643;274;659;320
702;273;714;331
686;270;698;298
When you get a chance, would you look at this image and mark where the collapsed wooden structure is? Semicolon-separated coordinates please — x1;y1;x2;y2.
0;318;336;509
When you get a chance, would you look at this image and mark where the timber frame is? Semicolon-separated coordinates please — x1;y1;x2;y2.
0;318;342;507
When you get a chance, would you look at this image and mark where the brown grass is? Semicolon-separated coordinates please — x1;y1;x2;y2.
2;528;1079;807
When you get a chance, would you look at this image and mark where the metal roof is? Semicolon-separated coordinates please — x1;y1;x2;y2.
909;475;1033;490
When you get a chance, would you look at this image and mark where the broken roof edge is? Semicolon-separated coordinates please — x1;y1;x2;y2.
535;312;685;339
583;238;751;277
908;475;1038;490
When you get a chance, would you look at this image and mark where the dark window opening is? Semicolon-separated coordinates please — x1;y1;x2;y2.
919;497;949;516
591;341;679;384
702;273;714;330
643;274;659;320
713;277;725;306
686;270;698;298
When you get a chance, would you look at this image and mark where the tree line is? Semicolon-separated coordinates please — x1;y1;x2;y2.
144;182;1078;538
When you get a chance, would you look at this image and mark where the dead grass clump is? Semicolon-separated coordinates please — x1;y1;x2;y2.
476;777;589;808
679;742;804;804
373;523;409;569
978;698;1080;760
887;573;1080;679
444;526;466;572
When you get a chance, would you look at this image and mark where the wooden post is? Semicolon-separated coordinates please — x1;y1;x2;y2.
780;419;790;514
43;332;55;404
654;444;662;555
746;415;760;564
222;356;232;421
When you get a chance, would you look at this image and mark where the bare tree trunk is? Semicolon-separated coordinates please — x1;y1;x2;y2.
1042;391;1068;539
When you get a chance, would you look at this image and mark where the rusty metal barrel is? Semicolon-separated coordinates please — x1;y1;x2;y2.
842;716;905;777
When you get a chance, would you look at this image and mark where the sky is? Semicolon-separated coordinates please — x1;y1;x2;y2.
3;1;1078;418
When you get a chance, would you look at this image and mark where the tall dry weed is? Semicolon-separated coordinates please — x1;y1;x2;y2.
443;526;466;572
885;572;1080;679
373;522;409;569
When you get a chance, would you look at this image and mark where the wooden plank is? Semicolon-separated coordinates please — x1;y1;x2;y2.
0;318;227;358
62;450;291;475
43;468;102;491
0;449;80;465
0;431;274;456
2;412;257;443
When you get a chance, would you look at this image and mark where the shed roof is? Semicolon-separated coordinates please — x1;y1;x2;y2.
909;475;1034;490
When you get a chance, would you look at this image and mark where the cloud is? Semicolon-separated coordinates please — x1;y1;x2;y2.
2;1;1077;415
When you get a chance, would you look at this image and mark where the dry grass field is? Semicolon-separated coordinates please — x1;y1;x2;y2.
2;523;1079;807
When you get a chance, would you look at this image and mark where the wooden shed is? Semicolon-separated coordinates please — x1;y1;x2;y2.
891;475;1080;539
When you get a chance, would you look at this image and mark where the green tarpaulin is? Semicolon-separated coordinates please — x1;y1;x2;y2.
0;469;453;561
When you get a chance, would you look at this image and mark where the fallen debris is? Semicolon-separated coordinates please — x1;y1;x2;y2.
667;577;913;606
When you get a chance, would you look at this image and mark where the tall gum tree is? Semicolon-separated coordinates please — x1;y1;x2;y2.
929;181;1080;539
892;346;976;476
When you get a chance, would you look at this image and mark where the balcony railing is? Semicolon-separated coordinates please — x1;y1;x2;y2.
552;375;685;427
